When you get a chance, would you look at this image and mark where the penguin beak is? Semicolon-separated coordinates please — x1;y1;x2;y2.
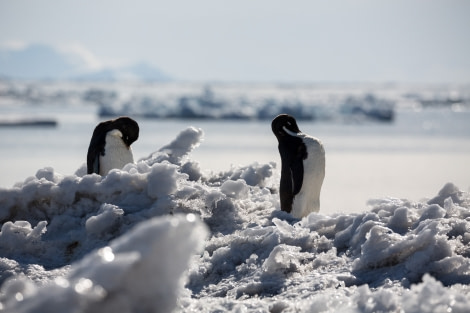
282;126;298;136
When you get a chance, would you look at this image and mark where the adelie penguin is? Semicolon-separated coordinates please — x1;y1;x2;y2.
272;114;325;218
87;117;139;175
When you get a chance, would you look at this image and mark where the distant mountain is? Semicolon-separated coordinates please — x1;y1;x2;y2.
75;62;171;82
0;44;77;80
0;44;171;82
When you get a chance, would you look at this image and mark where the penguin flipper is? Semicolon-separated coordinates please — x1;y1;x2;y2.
279;163;294;212
87;122;109;174
87;148;101;175
279;155;304;213
92;155;100;174
279;141;306;213
290;141;307;196
290;157;304;196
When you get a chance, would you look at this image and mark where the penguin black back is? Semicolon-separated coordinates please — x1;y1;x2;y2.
87;117;139;174
271;114;308;214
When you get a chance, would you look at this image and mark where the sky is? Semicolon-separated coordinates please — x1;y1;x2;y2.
0;0;469;83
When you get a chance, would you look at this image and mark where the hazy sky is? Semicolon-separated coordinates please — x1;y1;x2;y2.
1;0;469;83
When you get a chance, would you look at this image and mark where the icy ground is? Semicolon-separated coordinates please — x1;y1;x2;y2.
0;127;469;312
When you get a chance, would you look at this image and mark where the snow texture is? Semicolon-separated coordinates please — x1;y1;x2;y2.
1;127;470;312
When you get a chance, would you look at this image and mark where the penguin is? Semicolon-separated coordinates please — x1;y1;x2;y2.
87;117;139;175
271;114;325;218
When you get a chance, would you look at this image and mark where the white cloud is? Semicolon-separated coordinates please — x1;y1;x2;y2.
57;42;104;72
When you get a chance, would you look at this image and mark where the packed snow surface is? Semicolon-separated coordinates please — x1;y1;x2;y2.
1;127;470;312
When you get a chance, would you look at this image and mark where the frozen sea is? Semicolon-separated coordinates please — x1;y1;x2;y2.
0;81;470;312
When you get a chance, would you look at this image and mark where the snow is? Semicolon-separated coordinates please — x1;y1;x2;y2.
1;126;470;312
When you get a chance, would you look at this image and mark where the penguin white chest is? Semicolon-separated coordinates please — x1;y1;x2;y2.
99;129;134;175
291;135;325;218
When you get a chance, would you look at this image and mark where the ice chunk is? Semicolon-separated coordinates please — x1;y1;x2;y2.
146;163;185;199
85;203;124;238
144;127;203;166
428;182;463;206
220;179;249;198
1;214;208;313
262;244;302;274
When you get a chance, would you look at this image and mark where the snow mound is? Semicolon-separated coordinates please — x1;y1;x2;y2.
1;127;469;312
1;214;207;313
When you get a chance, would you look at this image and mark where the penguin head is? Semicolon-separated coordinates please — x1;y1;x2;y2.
112;117;139;147
271;114;301;139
